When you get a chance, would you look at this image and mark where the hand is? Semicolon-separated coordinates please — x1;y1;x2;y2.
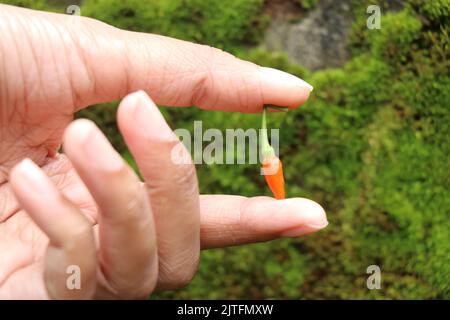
0;5;328;299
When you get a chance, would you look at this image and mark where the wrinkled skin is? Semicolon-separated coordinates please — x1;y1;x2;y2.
0;7;104;298
0;5;327;299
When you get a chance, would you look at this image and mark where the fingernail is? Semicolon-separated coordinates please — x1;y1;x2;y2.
75;120;123;172
280;199;328;237
281;221;329;237
259;67;313;92
128;90;174;140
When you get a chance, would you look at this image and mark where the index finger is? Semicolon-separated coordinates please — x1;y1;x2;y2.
1;4;313;113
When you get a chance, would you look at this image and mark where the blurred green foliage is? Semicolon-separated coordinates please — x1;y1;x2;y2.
82;0;268;52
1;0;50;9
3;0;448;299
298;0;317;10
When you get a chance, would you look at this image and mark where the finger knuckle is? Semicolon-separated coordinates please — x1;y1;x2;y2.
157;246;200;290
190;45;234;107
161;261;198;290
173;159;198;197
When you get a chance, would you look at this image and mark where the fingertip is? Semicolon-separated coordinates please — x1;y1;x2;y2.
259;67;313;91
282;197;327;223
9;158;59;209
117;90;174;142
258;67;313;110
10;157;26;177
199;195;328;248
10;158;47;188
291;87;312;110
10;158;35;185
294;197;327;222
242;196;328;236
279;197;328;237
117;90;155;121
63;118;96;149
117;91;138;129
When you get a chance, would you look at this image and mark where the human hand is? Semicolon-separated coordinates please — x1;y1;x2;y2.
0;5;327;299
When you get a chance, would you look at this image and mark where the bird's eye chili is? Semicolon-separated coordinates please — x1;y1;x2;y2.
260;105;287;200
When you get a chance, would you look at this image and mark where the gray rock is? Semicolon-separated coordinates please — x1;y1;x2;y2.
263;0;354;70
263;0;405;70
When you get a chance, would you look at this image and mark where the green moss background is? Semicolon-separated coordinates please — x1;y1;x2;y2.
3;0;449;299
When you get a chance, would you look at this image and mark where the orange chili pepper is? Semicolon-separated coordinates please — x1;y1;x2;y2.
262;155;285;199
261;105;286;200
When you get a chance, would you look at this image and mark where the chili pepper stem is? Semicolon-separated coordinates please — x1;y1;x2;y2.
261;105;288;158
261;106;275;159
